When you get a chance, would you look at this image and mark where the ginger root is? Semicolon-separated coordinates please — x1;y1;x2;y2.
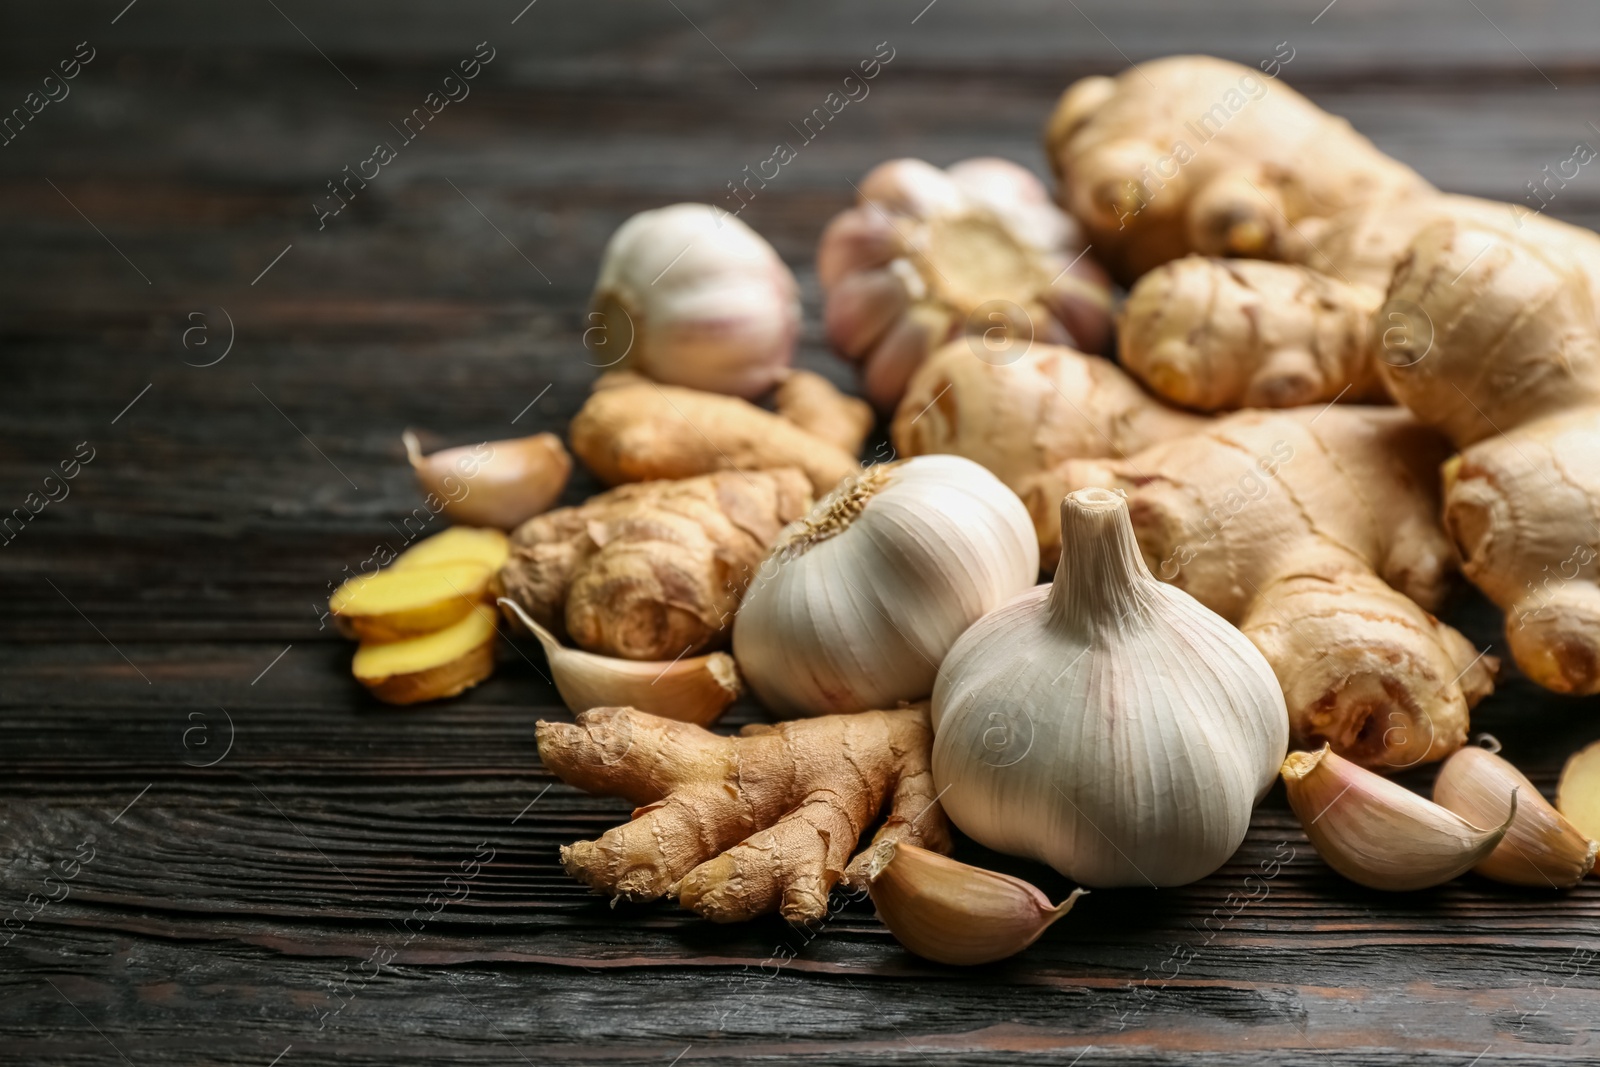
1119;256;1387;411
495;468;811;661
1045;55;1432;283
1381;219;1600;694
570;375;859;494
352;604;497;705
537;704;951;922
773;369;874;457
891;341;1205;564
1052;406;1495;769
818;157;1111;411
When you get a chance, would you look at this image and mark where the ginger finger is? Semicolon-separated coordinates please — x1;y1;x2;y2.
1120;256;1385;411
773;369;875;457
538;705;951;922
892;341;1206;564
570;377;859;495
1045;56;1432;284
1383;219;1600;694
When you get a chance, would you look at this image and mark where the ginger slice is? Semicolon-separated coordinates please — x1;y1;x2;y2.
353;605;497;705
1559;741;1600;849
329;561;491;641
537;704;952;923
394;526;510;572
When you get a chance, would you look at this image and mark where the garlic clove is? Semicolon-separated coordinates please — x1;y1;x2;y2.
817;207;900;289
403;430;571;530
1434;742;1597;888
864;842;1086;966
500;598;740;726
824;267;910;359
1281;745;1515;891
1557;739;1600;860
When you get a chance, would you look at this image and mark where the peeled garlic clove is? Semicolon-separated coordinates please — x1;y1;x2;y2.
1281;745;1515;891
589;204;799;398
1557;739;1600;860
499;598;740;726
1433;743;1597;888
864;842;1086;966
403;430;571;530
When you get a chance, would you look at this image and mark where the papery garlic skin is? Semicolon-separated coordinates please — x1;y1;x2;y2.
733;455;1039;718
590;204;799;398
819;157;1112;411
932;488;1288;888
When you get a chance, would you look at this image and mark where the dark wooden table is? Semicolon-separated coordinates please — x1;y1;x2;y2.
4;3;1599;1063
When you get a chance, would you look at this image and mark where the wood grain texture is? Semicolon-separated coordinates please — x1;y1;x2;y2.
2;2;1599;1064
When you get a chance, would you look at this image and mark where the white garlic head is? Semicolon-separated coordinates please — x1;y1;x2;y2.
932;488;1288;887
733;455;1040;718
589;204;799;398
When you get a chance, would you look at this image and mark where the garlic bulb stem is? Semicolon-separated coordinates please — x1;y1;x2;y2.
1048;487;1153;635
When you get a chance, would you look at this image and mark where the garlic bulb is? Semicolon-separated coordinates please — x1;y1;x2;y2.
818;157;1112;411
589;204;799;398
932;488;1288;887
403;430;570;530
732;455;1039;718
